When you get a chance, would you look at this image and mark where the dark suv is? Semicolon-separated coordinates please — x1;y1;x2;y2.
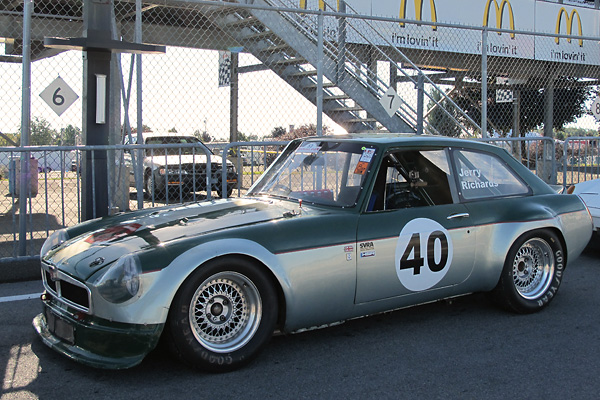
125;133;238;198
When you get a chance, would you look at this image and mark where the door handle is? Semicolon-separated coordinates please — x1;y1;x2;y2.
447;212;470;220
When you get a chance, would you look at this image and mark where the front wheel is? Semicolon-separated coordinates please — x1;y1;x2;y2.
490;230;565;313
167;257;278;372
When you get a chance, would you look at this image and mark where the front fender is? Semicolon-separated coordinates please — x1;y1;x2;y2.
98;239;291;326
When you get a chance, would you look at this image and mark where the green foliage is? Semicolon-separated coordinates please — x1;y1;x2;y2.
427;89;462;137
452;76;593;136
275;124;331;141
0;132;18;146
25;117;58;145
60;124;81;145
271;126;286;138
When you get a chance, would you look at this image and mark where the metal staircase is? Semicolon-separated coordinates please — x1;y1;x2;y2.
197;0;417;133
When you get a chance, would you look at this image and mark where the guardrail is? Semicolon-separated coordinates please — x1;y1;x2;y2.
562;136;600;190
479;136;557;184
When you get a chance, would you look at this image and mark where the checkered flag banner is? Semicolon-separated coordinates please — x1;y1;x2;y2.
495;77;513;103
218;51;231;88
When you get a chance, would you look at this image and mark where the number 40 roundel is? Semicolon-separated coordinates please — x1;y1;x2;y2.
395;218;453;292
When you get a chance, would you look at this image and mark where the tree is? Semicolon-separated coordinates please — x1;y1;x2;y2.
60;124;81;146
452;76;593;136
0;132;18;146
427;89;462;137
24;117;57;145
276;124;331;141
271;126;286;138
168;127;178;133
129;124;153;134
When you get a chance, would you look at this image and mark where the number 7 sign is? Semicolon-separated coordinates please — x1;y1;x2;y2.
39;76;79;117
380;86;402;118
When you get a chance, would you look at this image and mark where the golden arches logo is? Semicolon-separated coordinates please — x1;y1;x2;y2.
555;8;583;47
399;0;438;31
299;0;339;11
483;0;515;39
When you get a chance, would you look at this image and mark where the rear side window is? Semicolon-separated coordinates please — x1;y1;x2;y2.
453;149;529;200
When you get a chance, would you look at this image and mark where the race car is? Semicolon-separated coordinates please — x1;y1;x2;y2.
33;134;592;372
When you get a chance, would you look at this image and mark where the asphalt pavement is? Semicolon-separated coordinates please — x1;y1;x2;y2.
1;239;599;400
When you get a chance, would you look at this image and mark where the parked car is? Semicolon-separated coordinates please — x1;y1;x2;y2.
34;134;592;372
124;132;238;198
568;178;600;231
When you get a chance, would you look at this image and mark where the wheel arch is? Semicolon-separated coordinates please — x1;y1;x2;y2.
472;220;568;292
161;239;290;330
196;253;287;331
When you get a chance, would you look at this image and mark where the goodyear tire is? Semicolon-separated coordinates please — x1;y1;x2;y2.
167;257;278;372
490;230;565;314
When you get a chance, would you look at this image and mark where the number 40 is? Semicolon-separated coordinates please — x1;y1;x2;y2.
400;231;449;275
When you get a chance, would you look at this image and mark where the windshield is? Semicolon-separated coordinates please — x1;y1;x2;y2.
248;140;378;207
145;136;211;156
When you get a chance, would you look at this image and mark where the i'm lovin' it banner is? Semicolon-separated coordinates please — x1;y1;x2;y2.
301;0;600;66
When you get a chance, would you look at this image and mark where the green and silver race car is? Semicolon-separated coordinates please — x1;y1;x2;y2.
33;134;593;372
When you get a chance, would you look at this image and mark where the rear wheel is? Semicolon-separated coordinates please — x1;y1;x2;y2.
217;185;234;198
490;230;565;313
167;257;277;372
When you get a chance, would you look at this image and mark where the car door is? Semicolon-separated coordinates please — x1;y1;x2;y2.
355;148;477;304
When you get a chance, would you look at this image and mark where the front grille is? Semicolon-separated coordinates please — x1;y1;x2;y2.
181;163;206;175
42;261;92;313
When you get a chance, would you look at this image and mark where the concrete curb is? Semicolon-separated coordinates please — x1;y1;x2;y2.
0;257;40;283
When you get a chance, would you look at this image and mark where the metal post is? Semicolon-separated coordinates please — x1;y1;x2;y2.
316;11;324;137
543;76;556;184
336;0;346;84
390;61;397;92
416;73;424;135
135;0;144;210
512;88;520;137
230;52;239;143
19;0;33;256
481;29;488;138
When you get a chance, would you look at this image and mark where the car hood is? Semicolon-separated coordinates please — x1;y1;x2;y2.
44;198;302;280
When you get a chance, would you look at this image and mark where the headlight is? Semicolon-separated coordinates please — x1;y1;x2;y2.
158;168;187;176
40;229;69;257
94;254;142;303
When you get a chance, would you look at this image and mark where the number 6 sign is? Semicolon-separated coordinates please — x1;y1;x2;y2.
39;76;79;117
395;218;453;291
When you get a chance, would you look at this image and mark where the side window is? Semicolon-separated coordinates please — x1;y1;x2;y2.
367;149;453;212
453;149;529;200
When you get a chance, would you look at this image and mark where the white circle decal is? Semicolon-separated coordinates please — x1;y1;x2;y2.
395;218;453;292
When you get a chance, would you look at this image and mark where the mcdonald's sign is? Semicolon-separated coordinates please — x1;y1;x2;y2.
555;8;583;47
299;0;339;11
399;0;437;31
483;0;515;39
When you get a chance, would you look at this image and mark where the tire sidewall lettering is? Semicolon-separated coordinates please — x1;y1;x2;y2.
535;247;564;307
395;218;453;291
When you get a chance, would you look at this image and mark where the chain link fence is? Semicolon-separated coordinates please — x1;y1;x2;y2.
1;0;600;260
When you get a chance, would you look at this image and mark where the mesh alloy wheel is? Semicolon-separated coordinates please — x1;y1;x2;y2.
189;271;262;353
